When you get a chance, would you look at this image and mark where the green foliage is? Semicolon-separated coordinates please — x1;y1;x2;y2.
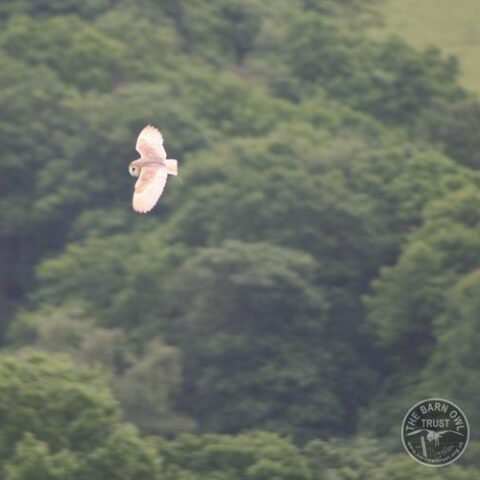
2;0;480;475
4;434;80;480
286;13;364;84
0;0;116;21
417;96;480;168
9;303;194;437
1;15;128;91
113;340;196;435
82;425;162;480
34;233;183;331
281;12;463;130
421;269;480;430
304;437;479;479
367;187;480;360
0;352;119;462
213;0;263;64
166;240;335;438
0;53;81;331
157;432;312;480
0;353;164;479
364;187;480;438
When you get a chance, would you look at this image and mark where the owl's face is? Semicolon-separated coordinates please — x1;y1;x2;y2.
129;163;141;177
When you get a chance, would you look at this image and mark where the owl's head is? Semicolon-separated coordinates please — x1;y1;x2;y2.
129;163;141;177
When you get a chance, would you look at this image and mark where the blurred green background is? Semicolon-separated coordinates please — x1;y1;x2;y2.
1;0;480;478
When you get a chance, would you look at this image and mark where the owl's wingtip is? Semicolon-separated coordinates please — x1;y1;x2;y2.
132;196;157;214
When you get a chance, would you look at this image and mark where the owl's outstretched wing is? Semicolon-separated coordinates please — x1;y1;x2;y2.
132;164;168;213
135;124;167;161
406;430;429;436
437;430;464;437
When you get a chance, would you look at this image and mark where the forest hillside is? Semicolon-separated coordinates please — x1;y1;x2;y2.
1;0;480;478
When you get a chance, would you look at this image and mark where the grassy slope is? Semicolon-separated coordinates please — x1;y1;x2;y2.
375;0;480;94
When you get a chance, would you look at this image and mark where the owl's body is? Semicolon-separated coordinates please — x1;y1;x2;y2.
129;125;177;213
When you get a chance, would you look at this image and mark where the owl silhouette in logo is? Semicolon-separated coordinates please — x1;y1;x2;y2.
128;125;178;213
407;429;464;447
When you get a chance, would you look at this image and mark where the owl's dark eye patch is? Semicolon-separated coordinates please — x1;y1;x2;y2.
129;165;140;177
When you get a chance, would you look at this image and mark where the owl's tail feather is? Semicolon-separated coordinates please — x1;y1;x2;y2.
166;159;178;176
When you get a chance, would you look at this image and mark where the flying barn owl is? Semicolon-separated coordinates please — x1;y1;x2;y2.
129;125;178;213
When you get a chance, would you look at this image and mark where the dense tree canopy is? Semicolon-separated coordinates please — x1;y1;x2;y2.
1;0;480;476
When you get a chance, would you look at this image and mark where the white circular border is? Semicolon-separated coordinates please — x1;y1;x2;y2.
401;397;470;467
